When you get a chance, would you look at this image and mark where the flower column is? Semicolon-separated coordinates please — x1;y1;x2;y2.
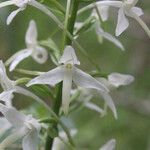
45;0;80;149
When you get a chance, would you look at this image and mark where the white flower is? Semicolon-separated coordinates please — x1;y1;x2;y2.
27;46;116;116
98;72;134;89
0;0;30;25
0;104;41;150
6;20;48;72
79;0;150;37
0;60;47;107
99;139;116;150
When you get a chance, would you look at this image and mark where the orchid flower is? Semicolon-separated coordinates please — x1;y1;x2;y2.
0;104;41;150
27;46;117;117
0;60;48;108
99;139;116;150
5;20;48;72
78;0;150;37
98;72;134;89
0;0;30;25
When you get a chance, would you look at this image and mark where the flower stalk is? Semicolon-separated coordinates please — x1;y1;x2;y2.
45;0;80;149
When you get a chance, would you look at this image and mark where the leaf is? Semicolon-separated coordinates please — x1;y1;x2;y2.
40;38;60;56
42;0;65;15
29;84;54;99
74;17;96;37
40;38;61;65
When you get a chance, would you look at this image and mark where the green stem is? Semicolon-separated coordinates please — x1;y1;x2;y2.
45;1;79;149
45;83;62;150
65;0;79;45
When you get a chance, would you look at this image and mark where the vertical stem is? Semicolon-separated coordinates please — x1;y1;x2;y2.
45;84;62;150
66;0;80;45
45;0;79;150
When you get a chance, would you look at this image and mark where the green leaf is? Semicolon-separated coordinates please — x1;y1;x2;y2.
40;38;61;65
30;84;54;99
43;0;65;15
74;17;96;37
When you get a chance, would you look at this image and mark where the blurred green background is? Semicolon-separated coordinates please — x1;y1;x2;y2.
0;0;150;150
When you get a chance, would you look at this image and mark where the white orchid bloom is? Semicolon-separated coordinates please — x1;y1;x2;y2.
79;0;150;37
0;104;41;150
27;46;116;115
52;129;77;150
98;72;134;89
0;60;48;107
99;139;116;150
0;0;30;25
6;20;48;72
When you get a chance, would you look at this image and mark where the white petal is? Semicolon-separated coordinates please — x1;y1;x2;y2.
125;0;138;6
100;92;117;119
96;26;124;50
0;117;11;136
62;68;73;114
0;60;7;81
0;1;14;8
0;117;11;129
85;102;104;114
96;1;122;8
130;7;144;17
6;8;22;25
100;139;116;150
0;90;14;103
98;4;109;22
78;1;122;15
25;20;38;46
115;8;129;36
26;66;64;87
31;46;48;64
22;129;39;150
8;49;31;72
73;67;109;92
0;128;27;150
74;22;83;29
108;73;134;88
0;61;15;90
0;104;26;127
59;46;80;65
97;77;111;89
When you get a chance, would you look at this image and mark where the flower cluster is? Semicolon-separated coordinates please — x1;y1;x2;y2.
0;0;148;149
